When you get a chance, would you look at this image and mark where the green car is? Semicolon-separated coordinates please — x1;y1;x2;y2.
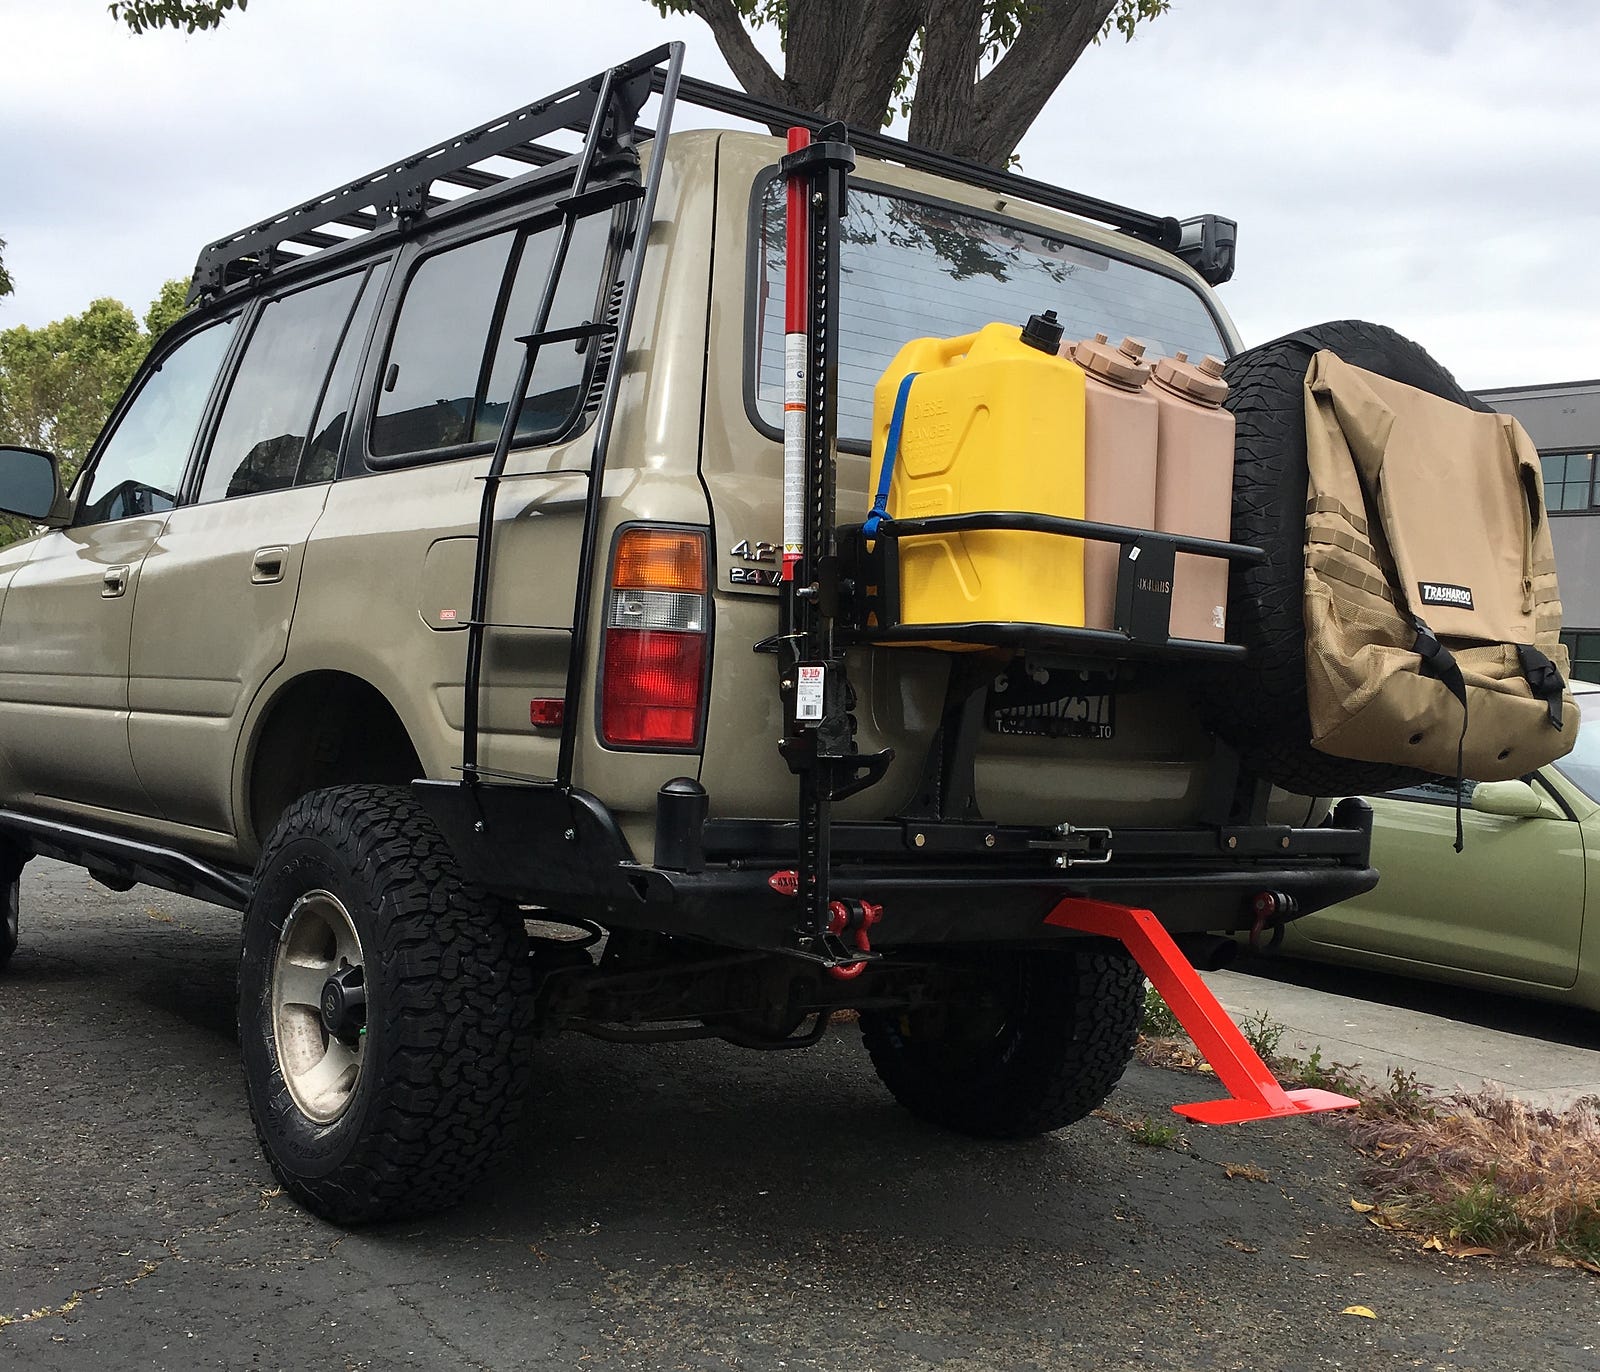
1276;683;1600;1011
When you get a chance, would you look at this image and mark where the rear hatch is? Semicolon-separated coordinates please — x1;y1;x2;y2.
696;132;1257;830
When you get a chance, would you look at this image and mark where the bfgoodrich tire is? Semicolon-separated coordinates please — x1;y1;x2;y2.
0;870;17;972
1199;319;1489;797
859;946;1143;1138
238;785;533;1224
0;846;24;973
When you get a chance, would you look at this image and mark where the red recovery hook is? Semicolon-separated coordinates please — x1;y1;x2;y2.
1045;897;1359;1125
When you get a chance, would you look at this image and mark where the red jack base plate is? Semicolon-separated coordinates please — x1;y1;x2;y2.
1175;1087;1360;1126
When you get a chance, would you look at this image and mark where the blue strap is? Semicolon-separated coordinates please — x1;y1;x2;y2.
864;371;920;537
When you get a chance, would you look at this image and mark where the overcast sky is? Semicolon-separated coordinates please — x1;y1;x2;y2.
2;0;1595;389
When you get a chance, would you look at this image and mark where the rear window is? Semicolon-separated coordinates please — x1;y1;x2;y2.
369;210;612;462
751;179;1229;448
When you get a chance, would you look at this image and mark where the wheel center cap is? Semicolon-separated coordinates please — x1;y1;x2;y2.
319;964;367;1042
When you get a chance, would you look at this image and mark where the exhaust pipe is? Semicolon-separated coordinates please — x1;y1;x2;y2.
1173;933;1238;972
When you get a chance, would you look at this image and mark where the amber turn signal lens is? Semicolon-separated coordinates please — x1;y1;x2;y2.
611;528;706;593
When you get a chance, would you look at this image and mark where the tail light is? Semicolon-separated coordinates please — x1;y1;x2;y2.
599;526;710;749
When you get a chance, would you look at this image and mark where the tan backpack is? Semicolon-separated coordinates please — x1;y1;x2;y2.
1300;349;1577;826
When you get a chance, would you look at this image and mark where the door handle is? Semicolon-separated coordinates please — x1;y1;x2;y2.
102;565;129;598
251;546;288;585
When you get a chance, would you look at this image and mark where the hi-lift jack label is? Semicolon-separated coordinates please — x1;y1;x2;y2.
796;663;825;722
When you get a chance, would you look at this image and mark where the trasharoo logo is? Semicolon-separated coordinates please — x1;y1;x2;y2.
1418;582;1474;610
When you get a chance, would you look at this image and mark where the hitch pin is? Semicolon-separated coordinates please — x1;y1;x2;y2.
1028;823;1114;867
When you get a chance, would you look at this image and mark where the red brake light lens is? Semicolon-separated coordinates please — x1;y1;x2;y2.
600;629;707;746
599;527;709;749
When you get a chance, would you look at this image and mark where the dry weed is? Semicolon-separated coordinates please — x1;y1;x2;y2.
1342;1086;1600;1267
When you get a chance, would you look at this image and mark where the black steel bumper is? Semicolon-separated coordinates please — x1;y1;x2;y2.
414;780;1376;953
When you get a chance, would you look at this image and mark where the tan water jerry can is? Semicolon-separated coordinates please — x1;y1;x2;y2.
1148;352;1233;643
1067;333;1158;631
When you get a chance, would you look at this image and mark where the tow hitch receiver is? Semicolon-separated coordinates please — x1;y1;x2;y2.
1045;896;1360;1124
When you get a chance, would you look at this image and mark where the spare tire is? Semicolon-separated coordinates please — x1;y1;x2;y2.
1196;320;1490;798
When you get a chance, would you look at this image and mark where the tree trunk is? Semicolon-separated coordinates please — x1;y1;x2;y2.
967;0;1120;166
782;0;924;128
685;0;1124;169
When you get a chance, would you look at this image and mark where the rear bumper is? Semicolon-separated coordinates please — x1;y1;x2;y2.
415;780;1376;952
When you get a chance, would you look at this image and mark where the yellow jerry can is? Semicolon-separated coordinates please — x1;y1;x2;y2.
868;316;1088;636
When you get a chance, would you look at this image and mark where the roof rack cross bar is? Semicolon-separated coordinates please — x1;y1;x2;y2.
497;144;574;168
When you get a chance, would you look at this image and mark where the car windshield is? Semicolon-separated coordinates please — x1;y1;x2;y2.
1552;691;1600;801
751;179;1230;449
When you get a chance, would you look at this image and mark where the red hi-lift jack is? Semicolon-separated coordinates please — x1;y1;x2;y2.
1046;897;1359;1123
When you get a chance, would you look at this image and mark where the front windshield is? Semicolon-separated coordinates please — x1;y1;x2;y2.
1553;692;1600;802
751;179;1230;449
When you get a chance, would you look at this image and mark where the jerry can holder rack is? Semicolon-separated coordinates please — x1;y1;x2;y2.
833;512;1264;662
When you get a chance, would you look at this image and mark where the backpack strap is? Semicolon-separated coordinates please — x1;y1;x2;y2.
1514;644;1566;730
863;371;920;538
1413;616;1469;853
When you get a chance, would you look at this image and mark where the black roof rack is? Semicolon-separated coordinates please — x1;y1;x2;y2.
191;46;1231;306
188;47;666;304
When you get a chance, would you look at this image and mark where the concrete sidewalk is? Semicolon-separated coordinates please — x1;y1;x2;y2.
1201;966;1600;1111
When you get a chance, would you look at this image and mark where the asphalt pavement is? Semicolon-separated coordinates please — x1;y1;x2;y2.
3;858;1598;1371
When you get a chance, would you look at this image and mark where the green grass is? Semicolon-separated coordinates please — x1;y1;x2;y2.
1237;1007;1285;1059
1140;987;1185;1039
1127;1116;1182;1150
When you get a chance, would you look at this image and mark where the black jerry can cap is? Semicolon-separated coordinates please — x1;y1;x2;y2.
1020;308;1064;353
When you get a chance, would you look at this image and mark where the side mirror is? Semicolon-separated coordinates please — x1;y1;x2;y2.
0;446;69;527
1470;779;1552;819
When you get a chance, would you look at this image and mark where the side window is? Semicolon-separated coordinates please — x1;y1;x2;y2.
77;318;236;526
196;271;365;503
1390;776;1479;806
478;212;613;443
370;211;612;462
301;271;383;484
372;231;514;458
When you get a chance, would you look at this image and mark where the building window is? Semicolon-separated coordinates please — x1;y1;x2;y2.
1562;630;1600;683
1541;451;1596;512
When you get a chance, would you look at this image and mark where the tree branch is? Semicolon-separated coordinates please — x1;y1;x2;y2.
967;0;1118;164
685;0;788;107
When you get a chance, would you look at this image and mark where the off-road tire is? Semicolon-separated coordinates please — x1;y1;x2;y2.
1198;319;1489;797
238;785;533;1224
859;946;1143;1138
0;870;17;972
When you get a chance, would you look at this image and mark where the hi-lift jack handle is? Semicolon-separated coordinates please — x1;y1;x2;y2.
1045;896;1360;1124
